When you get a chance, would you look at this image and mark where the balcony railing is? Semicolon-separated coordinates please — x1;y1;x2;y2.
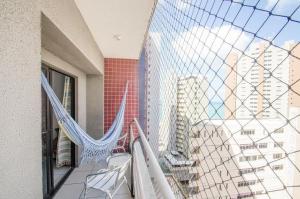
130;118;177;199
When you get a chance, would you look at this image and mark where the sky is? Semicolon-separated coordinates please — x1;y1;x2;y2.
147;0;300;119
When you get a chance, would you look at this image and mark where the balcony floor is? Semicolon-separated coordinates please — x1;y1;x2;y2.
54;161;132;199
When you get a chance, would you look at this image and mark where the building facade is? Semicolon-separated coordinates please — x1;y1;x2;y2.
176;76;209;158
192;116;300;199
225;41;300;119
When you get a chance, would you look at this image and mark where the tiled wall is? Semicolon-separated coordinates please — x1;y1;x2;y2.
104;58;139;138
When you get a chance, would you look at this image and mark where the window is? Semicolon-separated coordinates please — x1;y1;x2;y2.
239;167;264;175
274;128;284;134
240;143;268;150
240;144;256;150
241;129;255;135
238;180;256;187
180;180;189;185
239;168;254;175
274;142;283;148
273;153;283;159
239;155;264;162
237;193;255;199
272;165;284;170
258;143;268;149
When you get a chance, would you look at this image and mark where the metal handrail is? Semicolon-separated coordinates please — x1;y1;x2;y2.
131;118;176;199
130;120;156;199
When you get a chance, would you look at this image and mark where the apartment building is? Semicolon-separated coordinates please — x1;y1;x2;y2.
163;41;300;199
164;151;200;197
145;34;162;158
192;115;300;199
176;76;209;158
145;34;178;157
163;75;209;197
225;41;300;119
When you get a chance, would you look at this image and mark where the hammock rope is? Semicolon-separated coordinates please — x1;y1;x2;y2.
41;73;128;163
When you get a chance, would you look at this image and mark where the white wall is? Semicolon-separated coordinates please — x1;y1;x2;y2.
0;0;42;198
42;0;104;74
75;0;156;59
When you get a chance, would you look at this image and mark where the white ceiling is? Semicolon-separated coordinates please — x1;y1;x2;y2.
75;0;156;59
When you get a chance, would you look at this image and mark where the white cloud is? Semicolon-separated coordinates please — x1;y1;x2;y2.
266;0;300;9
172;25;251;101
176;0;191;11
173;25;251;63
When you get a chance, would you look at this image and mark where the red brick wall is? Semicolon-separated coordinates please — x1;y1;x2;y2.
104;58;139;136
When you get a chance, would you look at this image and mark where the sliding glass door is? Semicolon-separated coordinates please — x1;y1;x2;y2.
41;65;75;198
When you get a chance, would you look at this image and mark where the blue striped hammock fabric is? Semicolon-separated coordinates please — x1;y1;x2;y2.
56;76;72;167
41;73;128;164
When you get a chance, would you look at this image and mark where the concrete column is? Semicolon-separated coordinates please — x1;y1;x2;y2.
0;0;42;198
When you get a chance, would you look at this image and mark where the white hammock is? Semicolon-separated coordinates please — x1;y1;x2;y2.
41;73;128;164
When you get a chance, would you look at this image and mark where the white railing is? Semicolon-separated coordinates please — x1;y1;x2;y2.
130;118;176;199
130;124;156;199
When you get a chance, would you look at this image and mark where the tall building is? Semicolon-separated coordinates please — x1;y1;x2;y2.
176;75;209;158
145;33;162;158
224;53;238;119
192;116;300;199
225;41;300;119
287;42;300;109
145;33;178;157
164;75;209;198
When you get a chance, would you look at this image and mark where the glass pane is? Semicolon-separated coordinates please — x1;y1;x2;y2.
41;67;48;195
50;70;73;186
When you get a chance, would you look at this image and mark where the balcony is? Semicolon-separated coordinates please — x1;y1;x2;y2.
2;0;300;199
54;162;132;199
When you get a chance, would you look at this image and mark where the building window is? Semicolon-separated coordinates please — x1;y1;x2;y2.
274;128;284;134
239;168;254;175
239;155;264;162
273;153;283;159
238;180;256;187
272;165;284;170
274;142;283;148
258;143;268;148
240;144;256;150
180;180;189;185
272;164;283;171
239;167;265;175
241;129;255;135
